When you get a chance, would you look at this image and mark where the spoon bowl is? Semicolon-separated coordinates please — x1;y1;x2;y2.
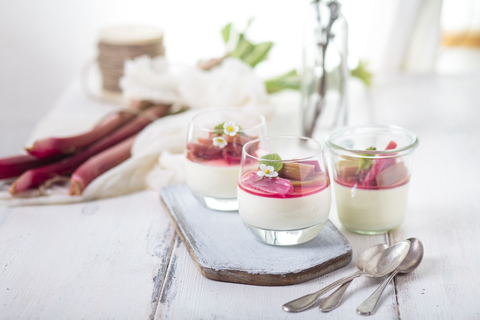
396;237;424;273
357;244;390;270
364;240;411;276
357;238;424;315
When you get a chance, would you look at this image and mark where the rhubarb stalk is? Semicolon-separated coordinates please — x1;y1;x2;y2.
25;100;153;159
9;104;170;195
0;154;64;179
69;135;136;196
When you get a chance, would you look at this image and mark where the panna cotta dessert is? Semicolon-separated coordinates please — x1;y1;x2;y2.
186;132;257;199
326;125;419;234
185;109;266;211
237;136;331;245
334;181;409;232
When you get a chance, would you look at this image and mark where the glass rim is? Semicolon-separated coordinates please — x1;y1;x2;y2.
325;125;419;158
242;135;325;162
189;108;266;133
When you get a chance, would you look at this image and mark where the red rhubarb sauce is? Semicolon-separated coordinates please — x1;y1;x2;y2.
238;170;330;199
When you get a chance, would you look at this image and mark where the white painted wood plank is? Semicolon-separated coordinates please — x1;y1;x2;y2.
0;191;176;319
374;75;480;319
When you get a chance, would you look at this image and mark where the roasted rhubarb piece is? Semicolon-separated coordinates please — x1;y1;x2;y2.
9;104;170;195
187;143;223;161
25;100;153;159
69;135;137;196
0;154;64;179
287;172;329;188
278;162;315;181
375;162;409;187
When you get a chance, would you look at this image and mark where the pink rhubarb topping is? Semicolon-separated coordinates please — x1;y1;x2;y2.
238;159;330;199
186;124;257;166
335;140;410;190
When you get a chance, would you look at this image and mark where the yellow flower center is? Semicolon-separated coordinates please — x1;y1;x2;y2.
227;126;234;132
264;169;270;174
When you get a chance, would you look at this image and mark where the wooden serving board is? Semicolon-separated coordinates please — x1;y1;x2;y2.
160;184;352;286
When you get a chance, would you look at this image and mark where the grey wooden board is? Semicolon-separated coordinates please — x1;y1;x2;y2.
160;184;352;286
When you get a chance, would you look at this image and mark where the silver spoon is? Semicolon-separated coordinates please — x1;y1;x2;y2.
356;237;424;315
319;243;388;312
282;240;410;313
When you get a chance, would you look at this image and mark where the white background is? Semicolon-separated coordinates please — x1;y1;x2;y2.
0;0;479;156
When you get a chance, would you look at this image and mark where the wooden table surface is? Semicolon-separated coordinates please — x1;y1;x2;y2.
1;75;479;319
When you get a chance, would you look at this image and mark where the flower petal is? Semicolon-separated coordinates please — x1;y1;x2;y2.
257;171;266;177
259;164;267;171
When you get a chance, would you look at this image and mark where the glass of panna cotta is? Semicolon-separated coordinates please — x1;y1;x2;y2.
185;108;266;211
237;136;331;246
326;125;419;235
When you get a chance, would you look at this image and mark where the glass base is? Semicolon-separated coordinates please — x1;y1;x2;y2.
193;194;238;212
345;228;389;235
243;222;326;246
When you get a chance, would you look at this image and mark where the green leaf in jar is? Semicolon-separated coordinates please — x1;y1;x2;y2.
357;147;376;173
259;153;283;172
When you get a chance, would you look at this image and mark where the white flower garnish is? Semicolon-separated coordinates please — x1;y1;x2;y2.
212;136;227;148
223;121;240;136
257;163;278;178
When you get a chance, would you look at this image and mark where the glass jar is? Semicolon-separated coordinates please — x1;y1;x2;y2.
237;136;331;245
326;125;419;234
184;108;266;211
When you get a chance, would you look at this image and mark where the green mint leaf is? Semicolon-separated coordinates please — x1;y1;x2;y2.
214;122;225;130
259;153;283;172
221;23;232;44
357;147;376;173
213;122;226;135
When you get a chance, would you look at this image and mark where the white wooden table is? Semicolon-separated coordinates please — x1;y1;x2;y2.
1;75;480;319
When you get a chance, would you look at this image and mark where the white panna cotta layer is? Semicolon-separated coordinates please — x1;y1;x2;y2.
184;158;239;199
237;186;331;230
334;181;409;232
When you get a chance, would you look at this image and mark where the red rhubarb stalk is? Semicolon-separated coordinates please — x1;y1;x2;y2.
9;104;170;195
0;154;64;179
25;100;153;159
69;135;137;196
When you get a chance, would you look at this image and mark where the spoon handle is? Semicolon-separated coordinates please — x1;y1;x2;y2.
357;270;399;315
282;271;364;313
319;280;352;312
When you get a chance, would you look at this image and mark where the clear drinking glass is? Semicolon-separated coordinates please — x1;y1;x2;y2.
237;136;331;245
325;125;419;234
185;108;267;211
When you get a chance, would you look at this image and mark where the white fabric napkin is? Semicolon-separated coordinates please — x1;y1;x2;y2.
0;58;272;206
